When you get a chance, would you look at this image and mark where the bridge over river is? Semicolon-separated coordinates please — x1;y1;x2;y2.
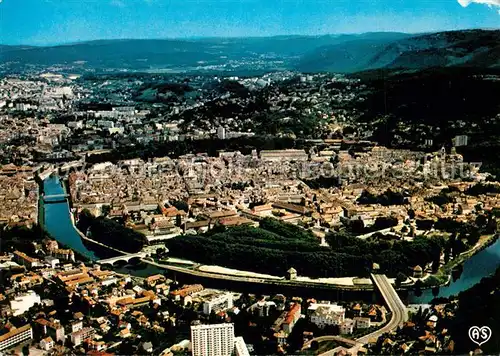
96;252;150;265
43;193;70;203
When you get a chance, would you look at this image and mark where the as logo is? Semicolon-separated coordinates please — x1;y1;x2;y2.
468;326;492;346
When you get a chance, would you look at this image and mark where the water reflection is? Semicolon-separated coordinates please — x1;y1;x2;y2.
409;238;500;303
43;176;98;261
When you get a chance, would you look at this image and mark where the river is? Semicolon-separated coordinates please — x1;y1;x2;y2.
42;176;500;302
43;176;98;261
409;237;500;303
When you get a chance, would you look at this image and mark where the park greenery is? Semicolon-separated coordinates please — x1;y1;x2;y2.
168;221;369;278
357;189;406;206
77;209;146;253
165;217;462;279
343;215;399;235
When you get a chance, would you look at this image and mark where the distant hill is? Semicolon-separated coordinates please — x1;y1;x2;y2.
0;33;408;72
1;30;498;74
0;36;358;71
297;29;500;73
0;44;36;53
295;33;412;73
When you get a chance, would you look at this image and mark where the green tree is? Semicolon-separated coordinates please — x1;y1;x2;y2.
396;272;407;287
22;345;30;356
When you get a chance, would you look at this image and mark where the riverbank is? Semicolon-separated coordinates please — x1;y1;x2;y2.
421;234;499;289
449;234;498;271
43;229;93;264
144;258;378;291
151;235;499;293
40;197;86;264
70;211;126;257
409;234;500;303
41;176;99;261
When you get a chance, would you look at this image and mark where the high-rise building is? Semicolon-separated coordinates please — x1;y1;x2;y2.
217;126;226;140
190;323;234;356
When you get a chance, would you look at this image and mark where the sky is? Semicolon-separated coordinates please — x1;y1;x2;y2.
0;0;498;45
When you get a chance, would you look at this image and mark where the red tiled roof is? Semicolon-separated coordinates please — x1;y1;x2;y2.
284;303;300;325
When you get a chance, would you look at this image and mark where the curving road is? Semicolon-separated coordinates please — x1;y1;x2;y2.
302;335;360;350
302;274;408;355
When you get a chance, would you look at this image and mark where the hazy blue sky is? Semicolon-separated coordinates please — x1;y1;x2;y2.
0;0;499;45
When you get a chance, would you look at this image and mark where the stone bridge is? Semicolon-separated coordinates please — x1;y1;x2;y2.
96;252;150;266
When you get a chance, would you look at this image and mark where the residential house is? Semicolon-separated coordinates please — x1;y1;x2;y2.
34;318;65;342
40;336;54;351
354;317;371;329
340;318;355;335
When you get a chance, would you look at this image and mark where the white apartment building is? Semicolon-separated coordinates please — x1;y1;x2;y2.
10;290;41;316
97;120;115;129
44;256;60;268
71;327;95;346
71;321;84;333
234;336;250;356
202;293;233;315
190;323;235;356
453;135;468;147
0;325;33;351
309;303;345;329
354;317;372;329
217;126;226;140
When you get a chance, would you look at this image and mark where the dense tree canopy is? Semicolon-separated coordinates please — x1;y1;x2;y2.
77;210;146;253
168;220;373;277
357;189;406;206
466;183;500;196
166;219;448;278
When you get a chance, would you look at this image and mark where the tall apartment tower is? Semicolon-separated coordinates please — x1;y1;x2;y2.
191;323;235;356
217;126;226;140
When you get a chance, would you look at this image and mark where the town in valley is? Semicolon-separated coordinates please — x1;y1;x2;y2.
0;2;500;355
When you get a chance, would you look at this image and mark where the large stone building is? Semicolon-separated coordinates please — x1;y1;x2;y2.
309;303;346;328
